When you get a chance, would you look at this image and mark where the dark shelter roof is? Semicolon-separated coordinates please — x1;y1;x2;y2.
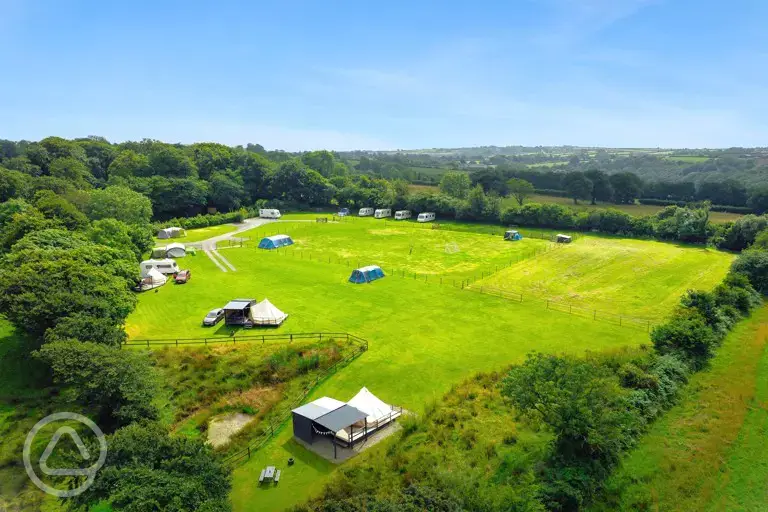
223;299;254;310
314;405;368;432
293;402;338;421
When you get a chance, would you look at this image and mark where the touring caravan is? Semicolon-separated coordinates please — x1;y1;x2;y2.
374;208;392;219
140;258;180;277
417;212;436;223
259;209;282;219
394;210;411;220
359;207;374;217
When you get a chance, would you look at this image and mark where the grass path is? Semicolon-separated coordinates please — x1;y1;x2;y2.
591;306;768;511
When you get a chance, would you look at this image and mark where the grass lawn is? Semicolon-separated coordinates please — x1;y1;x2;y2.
153;223;240;244
476;235;734;318
124;221;737;511
236;217;552;282
126;245;650;511
590;306;768;512
664;155;710;163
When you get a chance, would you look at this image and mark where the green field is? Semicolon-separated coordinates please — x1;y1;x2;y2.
122;218;738;511
153;223;240;244
476;236;734;318
592;306;768;511
664;155;710;163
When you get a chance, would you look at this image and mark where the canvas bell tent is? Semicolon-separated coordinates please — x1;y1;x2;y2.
134;268;167;292
157;226;185;239
258;234;294;250
249;299;288;326
504;230;522;241
347;387;402;428
349;265;385;284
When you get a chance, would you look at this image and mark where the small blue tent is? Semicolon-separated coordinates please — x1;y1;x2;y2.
258;234;294;250
504;230;523;241
349;265;385;284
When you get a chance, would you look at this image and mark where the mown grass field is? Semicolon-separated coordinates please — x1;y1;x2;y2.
591;306;768;512
235;218;552;282
122;218;737;511
153;223;239;244
476;236;734;318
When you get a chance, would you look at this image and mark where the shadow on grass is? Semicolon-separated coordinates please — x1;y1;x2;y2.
280;437;336;475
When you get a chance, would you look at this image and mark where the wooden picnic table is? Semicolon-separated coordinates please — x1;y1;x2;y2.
265;466;275;480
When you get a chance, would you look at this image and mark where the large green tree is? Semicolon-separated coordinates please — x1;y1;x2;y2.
86;186;153;225
439;171;471;199
562;172;592;204
35;341;157;427
71;421;231;511
507;178;535;206
609;172;643;204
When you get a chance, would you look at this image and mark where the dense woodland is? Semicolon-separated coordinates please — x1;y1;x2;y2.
3;137;768;510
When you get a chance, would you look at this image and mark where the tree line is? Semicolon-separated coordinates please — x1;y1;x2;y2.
468;166;767;213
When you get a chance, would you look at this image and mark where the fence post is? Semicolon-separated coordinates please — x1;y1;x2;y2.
146;340;150;348
176;339;178;347
647;321;651;333
290;333;293;342
546;300;549;309
247;446;251;459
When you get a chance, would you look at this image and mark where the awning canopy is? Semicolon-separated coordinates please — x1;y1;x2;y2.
223;299;254;311
292;397;345;420
313;405;368;433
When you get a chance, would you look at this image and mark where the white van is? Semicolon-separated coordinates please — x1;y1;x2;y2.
259;209;282;219
359;207;374;217
140;258;180;277
417;212;436;223
394;210;411;220
374;208;392;219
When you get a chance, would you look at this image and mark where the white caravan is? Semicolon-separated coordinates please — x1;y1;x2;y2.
358;207;374;216
394;210;411;220
140;258;180;277
417;212;436;223
374;208;392;219
259;209;282;219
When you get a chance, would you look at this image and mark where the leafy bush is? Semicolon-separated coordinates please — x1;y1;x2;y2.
650;311;720;369
731;249;768;294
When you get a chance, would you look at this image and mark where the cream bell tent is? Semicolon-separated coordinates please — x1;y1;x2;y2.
135;268;167;292
347;387;402;428
249;298;288;326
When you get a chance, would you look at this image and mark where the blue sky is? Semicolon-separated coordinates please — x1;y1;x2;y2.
2;0;767;150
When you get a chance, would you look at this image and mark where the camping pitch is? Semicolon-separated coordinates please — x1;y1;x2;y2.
349;265;385;284
258;234;294;250
249;298;288;326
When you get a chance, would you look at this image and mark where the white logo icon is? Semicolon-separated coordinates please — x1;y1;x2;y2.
23;412;108;497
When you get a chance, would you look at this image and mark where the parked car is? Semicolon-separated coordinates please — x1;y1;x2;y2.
338;207;350;217
174;269;191;284
203;308;224;326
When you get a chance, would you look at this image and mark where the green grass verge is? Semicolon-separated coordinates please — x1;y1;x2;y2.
591;305;768;511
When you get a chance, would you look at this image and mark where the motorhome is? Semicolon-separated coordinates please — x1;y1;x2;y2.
394;210;411;220
140;258;180;277
259;209;282;219
374;208;392;219
417;212;436;223
358;207;374;216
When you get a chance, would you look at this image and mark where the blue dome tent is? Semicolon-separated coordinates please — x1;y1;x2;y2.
258;234;294;250
349;265;385;284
